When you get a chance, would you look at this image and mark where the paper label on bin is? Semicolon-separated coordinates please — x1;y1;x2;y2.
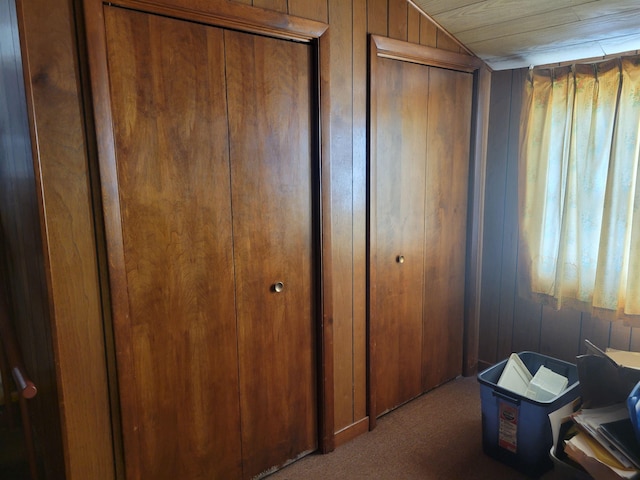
498;401;518;453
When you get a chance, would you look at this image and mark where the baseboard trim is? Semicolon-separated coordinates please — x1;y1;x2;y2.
333;417;369;448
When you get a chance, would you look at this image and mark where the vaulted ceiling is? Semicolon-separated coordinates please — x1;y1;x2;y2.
410;0;640;70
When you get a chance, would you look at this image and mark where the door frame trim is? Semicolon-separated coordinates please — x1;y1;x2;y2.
82;0;335;475
367;34;490;428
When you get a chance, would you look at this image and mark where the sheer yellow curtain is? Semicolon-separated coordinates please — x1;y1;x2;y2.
518;57;640;324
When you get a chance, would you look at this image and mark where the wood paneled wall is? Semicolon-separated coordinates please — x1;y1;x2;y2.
230;0;466;445
7;0;469;477
0;1;65;477
4;0;116;478
478;68;640;370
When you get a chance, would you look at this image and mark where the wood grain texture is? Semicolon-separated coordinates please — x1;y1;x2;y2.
0;3;65;478
104;9;243;478
328;0;356;434
435;29;462;53
407;4;421;44
369;34;483;420
478;70;512;364
289;0;328;22
12;0;506;475
10;0;114;478
388;0;408;41
102;0;328;42
352;0;368;428
368;0;388;36
372;56;429;415
252;0;287;13
419;14;437;47
225;30;318;478
422;66;472;389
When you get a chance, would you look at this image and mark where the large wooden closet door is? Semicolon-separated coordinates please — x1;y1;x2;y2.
370;41;473;418
102;7;317;479
225;31;317;478
104;9;242;479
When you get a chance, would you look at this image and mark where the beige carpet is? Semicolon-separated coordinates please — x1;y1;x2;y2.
268;376;573;479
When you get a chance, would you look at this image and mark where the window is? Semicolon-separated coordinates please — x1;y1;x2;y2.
518;57;640;324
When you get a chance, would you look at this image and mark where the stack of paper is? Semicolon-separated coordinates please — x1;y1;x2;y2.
563;403;640;479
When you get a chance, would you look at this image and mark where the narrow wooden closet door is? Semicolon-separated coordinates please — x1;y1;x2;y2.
422;67;472;391
224;31;317;478
104;8;242;479
372;57;429;416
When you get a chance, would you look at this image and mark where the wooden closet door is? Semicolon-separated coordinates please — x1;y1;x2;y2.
224;30;317;479
372;57;429;415
422;67;472;391
370;40;474;419
104;7;242;480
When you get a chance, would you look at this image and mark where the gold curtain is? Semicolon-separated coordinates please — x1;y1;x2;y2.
518;56;640;325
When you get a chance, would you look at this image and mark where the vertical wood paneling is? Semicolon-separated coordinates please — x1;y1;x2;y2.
12;0;115;477
0;10;65;479
10;0;503;472
496;68;524;360
289;0;328;22
328;0;355;433
252;0;287;13
579;313;611;353
610;323;632;350
388;0;407;41
352;0;368;425
368;0;388;36
478;70;512;364
435;30;461;52
419;15;437;47
407;5;421;44
511;299;542;353
540;307;582;362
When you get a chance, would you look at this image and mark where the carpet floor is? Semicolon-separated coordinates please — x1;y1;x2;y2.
268;376;574;479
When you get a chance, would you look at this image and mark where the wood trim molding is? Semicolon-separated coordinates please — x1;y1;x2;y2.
371;34;485;72
367;35;381;430
333;416;369;448
317;29;335;454
103;0;328;41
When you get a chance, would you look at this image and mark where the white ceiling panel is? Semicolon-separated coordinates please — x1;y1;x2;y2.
410;0;640;70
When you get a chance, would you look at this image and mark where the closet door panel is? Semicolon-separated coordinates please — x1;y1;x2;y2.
224;30;317;477
422;67;473;390
104;8;242;479
373;57;428;415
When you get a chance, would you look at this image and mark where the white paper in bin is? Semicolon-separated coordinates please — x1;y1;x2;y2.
526;365;568;402
497;353;533;396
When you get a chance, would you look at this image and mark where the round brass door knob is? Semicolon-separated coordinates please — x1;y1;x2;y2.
273;282;284;293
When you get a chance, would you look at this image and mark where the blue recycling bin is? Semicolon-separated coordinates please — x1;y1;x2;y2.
478;352;581;476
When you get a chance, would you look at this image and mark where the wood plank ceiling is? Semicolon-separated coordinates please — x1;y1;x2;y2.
410;0;640;70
